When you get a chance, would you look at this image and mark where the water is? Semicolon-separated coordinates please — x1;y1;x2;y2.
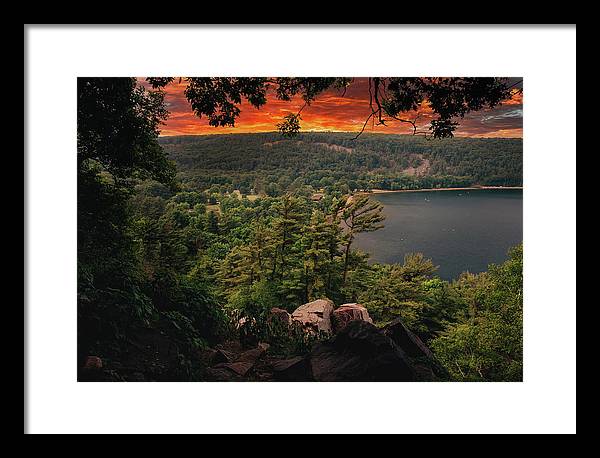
355;189;523;280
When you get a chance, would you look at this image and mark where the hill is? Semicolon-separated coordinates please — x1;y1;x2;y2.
159;132;523;195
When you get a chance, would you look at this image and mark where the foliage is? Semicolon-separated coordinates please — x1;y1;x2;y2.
430;245;523;381
78;77;523;382
148;77;515;138
78;78;178;362
77;78;226;372
163;310;209;352
340;194;385;284
78;77;176;185
358;254;462;341
161;132;523;196
224;280;321;355
277;113;302;137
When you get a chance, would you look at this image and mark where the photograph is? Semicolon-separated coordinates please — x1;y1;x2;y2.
25;24;576;434
77;76;524;382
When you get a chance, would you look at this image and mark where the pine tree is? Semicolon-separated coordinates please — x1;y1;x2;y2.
340;194;385;284
301;210;336;301
269;194;305;281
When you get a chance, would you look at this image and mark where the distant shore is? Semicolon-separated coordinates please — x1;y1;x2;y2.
368;186;523;194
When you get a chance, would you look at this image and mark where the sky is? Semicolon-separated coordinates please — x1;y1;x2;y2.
144;78;523;138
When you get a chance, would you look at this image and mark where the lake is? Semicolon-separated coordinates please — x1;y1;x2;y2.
355;189;523;280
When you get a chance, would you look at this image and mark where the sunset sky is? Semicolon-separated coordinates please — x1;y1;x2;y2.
143;78;523;138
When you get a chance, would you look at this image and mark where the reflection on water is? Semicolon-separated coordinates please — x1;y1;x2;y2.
355;189;523;280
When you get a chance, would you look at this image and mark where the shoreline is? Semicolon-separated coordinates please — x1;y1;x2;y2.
367;186;523;194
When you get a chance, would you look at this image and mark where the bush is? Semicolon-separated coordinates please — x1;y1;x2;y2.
164;276;228;345
226;280;324;355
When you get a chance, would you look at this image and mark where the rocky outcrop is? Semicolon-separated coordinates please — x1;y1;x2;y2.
332;303;373;332
203;306;442;382
309;320;416;382
291;299;334;334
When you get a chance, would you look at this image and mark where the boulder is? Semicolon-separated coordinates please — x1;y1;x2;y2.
215;349;236;364
309;320;416;382
291;299;334;334
332;303;373;332
83;355;103;370
382;318;449;381
211;342;270;377
382;318;433;359
271;356;312;381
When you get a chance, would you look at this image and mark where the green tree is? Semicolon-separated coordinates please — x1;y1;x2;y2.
269;194;305;282
78;78;178;359
359;255;434;329
340;194;385;284
207;210;219;234
431;245;523;381
301;210;339;301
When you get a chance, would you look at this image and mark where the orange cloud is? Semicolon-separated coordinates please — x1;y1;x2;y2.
141;78;522;138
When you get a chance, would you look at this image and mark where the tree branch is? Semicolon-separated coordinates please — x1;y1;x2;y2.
351;111;375;140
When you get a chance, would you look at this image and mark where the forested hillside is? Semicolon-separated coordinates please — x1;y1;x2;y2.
113;186;523;382
160;132;523;195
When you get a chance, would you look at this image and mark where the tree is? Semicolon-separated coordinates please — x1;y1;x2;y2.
78;78;176;185
78;77;182;366
161;133;523;195
78;78;177;279
430;245;523;381
146;77;519;139
340;194;385;284
301;210;339;301
269;194;305;281
207;210;219;234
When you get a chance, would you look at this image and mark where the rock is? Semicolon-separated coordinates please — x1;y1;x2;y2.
215;349;236;364
291;299;334;334
211;342;270;377
309;320;416;381
215;340;244;354
197;348;235;366
271;356;312;381
206;366;243;382
332;303;373;332
382;318;433;359
83;355;103;369
268;307;292;327
236;316;256;329
196;348;217;364
382;318;449;381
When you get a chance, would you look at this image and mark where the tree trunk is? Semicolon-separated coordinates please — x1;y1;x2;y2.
342;238;352;285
